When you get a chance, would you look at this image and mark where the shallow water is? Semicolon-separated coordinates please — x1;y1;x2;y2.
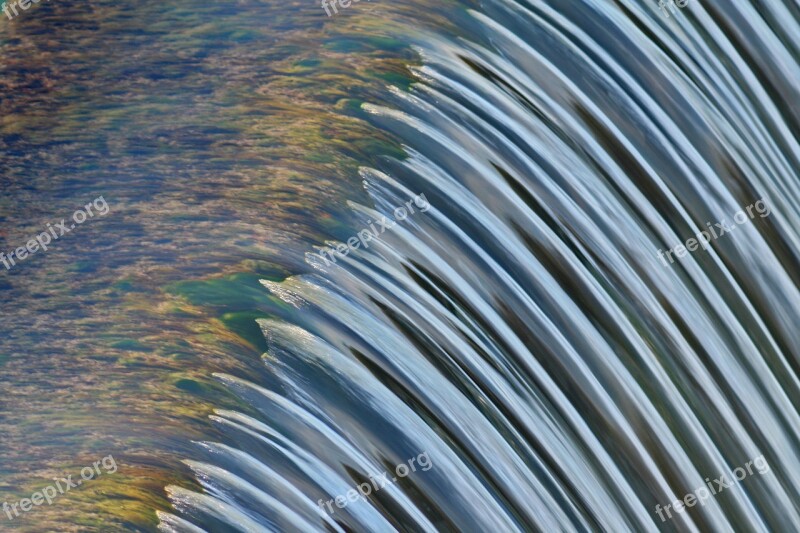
0;0;445;528
3;0;800;531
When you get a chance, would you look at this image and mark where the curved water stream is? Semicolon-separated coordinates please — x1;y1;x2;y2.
159;0;800;531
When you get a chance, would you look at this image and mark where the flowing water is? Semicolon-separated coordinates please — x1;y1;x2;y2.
158;0;800;531
2;0;800;531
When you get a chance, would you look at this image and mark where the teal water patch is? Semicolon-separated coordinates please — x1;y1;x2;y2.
220;311;271;352
166;271;291;352
166;272;278;309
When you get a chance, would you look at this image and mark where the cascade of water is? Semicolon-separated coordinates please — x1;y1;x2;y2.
160;1;800;531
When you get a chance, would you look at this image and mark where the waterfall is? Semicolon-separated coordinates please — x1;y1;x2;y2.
159;0;800;530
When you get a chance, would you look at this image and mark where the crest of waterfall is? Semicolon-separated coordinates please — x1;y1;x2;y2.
159;0;800;531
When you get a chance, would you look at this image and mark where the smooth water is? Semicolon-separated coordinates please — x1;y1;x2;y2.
2;0;800;531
